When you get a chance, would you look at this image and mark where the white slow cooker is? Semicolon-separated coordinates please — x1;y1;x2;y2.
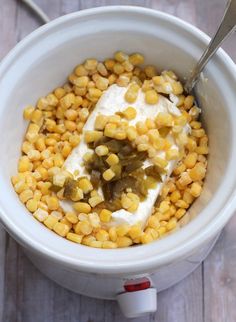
0;6;236;318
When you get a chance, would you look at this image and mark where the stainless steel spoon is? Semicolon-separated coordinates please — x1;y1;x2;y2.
184;0;236;93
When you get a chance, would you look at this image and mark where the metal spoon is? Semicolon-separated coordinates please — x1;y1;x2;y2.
184;0;236;93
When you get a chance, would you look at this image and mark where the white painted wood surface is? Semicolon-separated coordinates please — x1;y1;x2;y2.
0;0;235;321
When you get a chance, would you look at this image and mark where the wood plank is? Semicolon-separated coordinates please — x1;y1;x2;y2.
203;216;236;322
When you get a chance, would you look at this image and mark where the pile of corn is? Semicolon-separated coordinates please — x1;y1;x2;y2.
11;51;208;248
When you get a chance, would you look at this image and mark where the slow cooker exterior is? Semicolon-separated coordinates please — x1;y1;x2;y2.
0;6;236;317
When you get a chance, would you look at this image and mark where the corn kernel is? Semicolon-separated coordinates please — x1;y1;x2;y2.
65;212;78;224
108;227;117;242
104;123;117;138
136;121;148;135
184;152;198;168
155;112;173;128
88;195;103;208
178;172;192;186
145;89;159;104
43;215;58;229
53;222;70;237
190;182;202;197
184;95;194;110
170;190;181;203
114;51;128;62
102;241;117;249
100;209;112;222
95;114;109;130
175;199;189;209
75;221;93;235
141;233;153;244
95;145;109;156
159;200;170;213
189;163;206;181
19;189;34;203
129;53;144;65
84;59;98;71
166;149;179;160
18;156;32;172
147;216;160;229
23;106;35;120
124;83;140;103
173;163;186;175
166;218;177;231
84;130;103;143
66;232;83;244
73;202;91;214
172;81;183;95
78;178;93;194
74;76;89;88
153;156;168;169
103;168;115;181
33;208;48;222
117;236;133;247
60;93;75;109
121;107;137;120
26;198;38;213
195;146;209;155
126;126;137;141
96;229;109;242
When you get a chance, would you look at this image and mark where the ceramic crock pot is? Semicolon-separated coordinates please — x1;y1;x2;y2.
0;6;236;318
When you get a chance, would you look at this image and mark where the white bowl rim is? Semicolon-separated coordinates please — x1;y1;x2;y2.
0;5;236;274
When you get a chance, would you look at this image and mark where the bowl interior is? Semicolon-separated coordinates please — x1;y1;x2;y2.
0;7;236;273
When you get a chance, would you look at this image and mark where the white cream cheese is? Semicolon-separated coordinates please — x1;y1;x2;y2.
61;84;190;228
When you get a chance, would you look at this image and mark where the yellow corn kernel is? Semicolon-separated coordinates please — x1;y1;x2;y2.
23;106;34;120
65;212;78;224
19;189;34;203
102;241;117;249
175;199;189;209
121;193;139;212
31;109;43;124
114;51;128;62
172;81;183;95
74;76;89;88
60;93;75;109
166;218;177;231
195;146;209;155
109;227;117;242
116;225;129;237
128;225;142;240
103;168;115;181
126;126;137;141
121;107;137;120
184;152;198;168
95;114;109;130
97;62;108;76
26;123;40;143
137;143;149;152
88;195;103;208
190;182;202;197
50;211;63;220
116;75;130;87
175;208;186;219
35;137;46;152
22;141;33;154
96;229;109;242
66;232;83;244
82;235;96;246
83;151;93;162
105;154;119;167
122;60;134;72
183;189;194;204
53;222;70;237
152;75;164;86
166;149;179;161
143;65;156;78
178;172;192;186
88;240;102;248
104;123;117;138
153;156;168;169
145;89;159;104
184;95;194;110
159;200;170;213
74;64;88;77
84;130;103;143
54;87;66;99
46;196;59;211
124;83;140;103
100;209;112;223
155;112;173;128
27;149;41;161
145;228;159;240
141;233;153;244
18;156;32;172
186;137;197;152
88;212;100;228
136;121;148;135
64;120;77;132
95;145;109;156
78;107;89;122
189;163;206;181
113;63;125;75
173;163;186;175
73;202;91;214
84;59;98;71
191;129;205;138
157;226;166;237
170;190;181;203
33;208;48;222
26;198;38;213
75;221;93;235
69;134;81;147
129;53;144;65
43;215;58;229
88;88;102;100
117;236;133;247
147;216;160;229
78;178;93;194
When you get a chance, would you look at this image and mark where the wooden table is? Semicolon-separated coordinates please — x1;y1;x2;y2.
0;1;236;321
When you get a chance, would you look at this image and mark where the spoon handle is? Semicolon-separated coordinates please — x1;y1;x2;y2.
185;0;236;93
